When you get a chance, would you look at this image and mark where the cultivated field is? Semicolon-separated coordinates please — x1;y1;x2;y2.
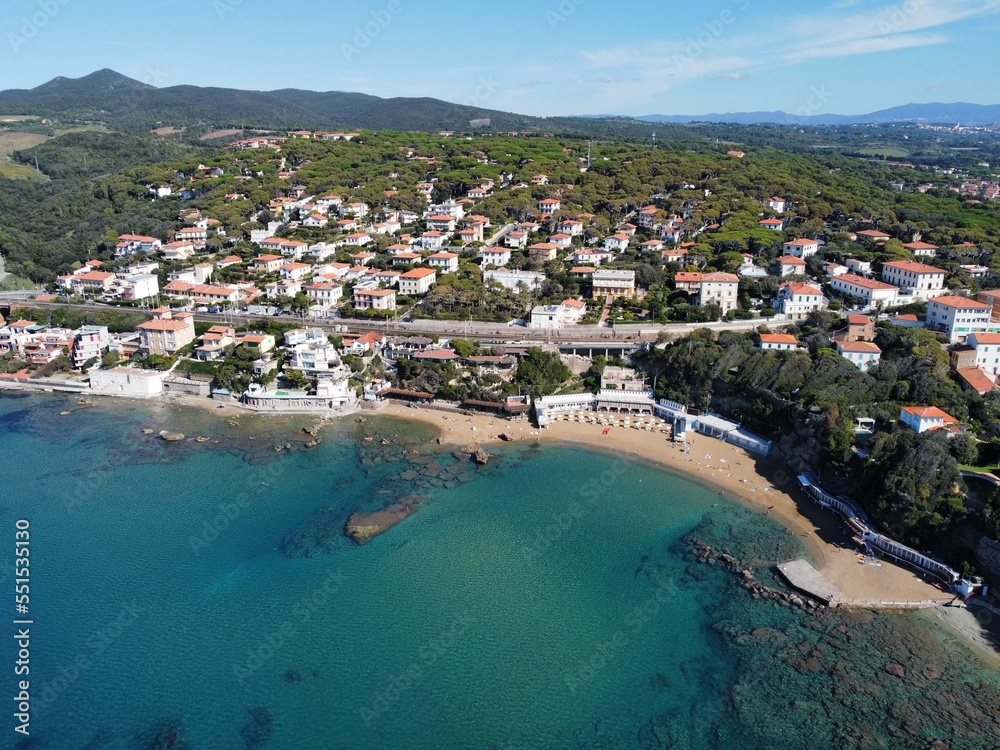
199;128;244;141
0;132;50;180
0;132;50;155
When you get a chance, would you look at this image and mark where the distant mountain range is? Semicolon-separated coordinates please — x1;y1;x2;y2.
2;69;998;136
0;69;546;134
630;103;1000;127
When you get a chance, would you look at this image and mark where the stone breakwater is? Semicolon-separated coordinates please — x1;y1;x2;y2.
686;537;826;615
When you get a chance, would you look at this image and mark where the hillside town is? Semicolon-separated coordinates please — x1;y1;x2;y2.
5;128;1000;413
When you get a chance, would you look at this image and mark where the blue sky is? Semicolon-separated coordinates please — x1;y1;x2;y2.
4;0;1000;117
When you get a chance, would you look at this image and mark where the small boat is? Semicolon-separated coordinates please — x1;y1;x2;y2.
59;410;72;416
195;436;211;443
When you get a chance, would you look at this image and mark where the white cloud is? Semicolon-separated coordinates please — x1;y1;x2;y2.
573;0;1000;108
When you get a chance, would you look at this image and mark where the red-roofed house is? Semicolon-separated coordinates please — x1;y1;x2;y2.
252;254;285;274
777;282;825;320
881;260;944;301
829;274;899;309
836;341;882;371
926;296;992;342
137;310;195;356
856;229;890;241
967;332;1000;375
759;217;785;231
538;198;561;215
69;271;116;294
957;367;997;395
556;219;584;236
674;272;703;294
427;252;460;273
899;406;957;433
528;243;560;263
904;241;938;258
846;314;875;342
116;234;162;257
696;272;740;315
353;288;396;311
398;268;437;296
603;234;631;253
479;247;511;267
505;230;529;249
776;255;807;277
344;233;373;247
303;282;343;309
417;231;446;250
759;333;798;351
782;238;819;258
426;215;457;233
978;289;1000;323
281;262;313;281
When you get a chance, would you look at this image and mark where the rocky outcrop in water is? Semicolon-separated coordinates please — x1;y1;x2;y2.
136;718;191;749
240;706;273;749
345;499;423;544
686;537;823;614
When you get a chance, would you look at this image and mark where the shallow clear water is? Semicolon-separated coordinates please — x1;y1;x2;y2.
0;393;998;749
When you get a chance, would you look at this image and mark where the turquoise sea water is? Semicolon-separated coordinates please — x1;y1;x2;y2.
1;392;999;749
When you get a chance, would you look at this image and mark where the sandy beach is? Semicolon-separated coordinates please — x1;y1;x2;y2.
383;402;955;609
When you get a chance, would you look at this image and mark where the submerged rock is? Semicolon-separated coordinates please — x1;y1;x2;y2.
281;507;345;558
240;706;273;749
345;501;420;544
159;431;185;442
136;718;191;749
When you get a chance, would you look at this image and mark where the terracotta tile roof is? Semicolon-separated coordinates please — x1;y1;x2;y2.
882;260;942;274
928;295;990;309
901;405;956;421
838;341;882;353
835;274;897;291
760;333;797;344
957;368;997;394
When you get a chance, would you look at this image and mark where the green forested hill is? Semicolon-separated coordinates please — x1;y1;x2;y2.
3;124;1000;286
